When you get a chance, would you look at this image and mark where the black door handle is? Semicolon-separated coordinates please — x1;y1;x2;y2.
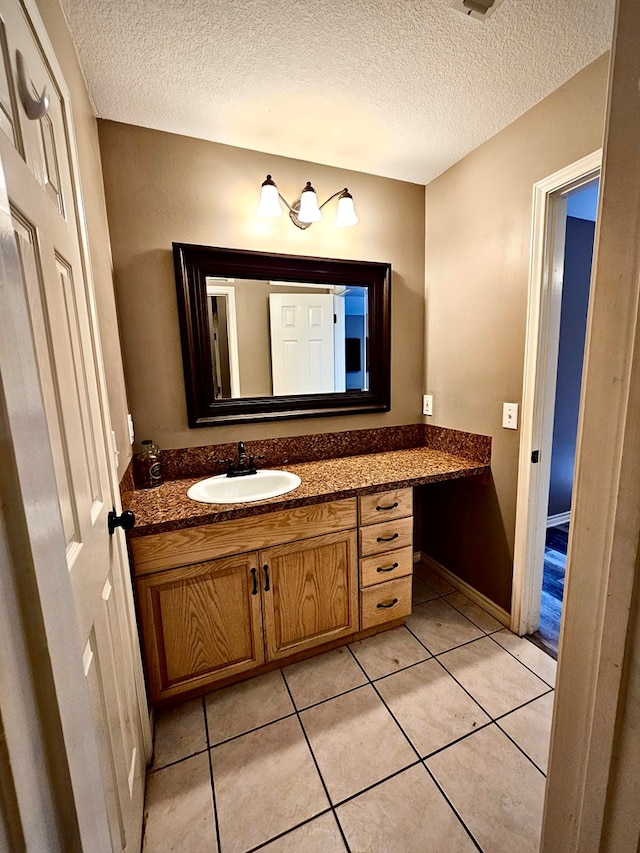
263;564;270;592
376;598;399;609
250;567;258;595
376;533;399;543
107;509;135;536
376;501;399;511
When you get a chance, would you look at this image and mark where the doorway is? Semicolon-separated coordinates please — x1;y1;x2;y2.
530;179;599;656
511;151;601;645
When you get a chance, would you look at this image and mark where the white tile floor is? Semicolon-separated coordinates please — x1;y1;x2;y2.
142;569;556;853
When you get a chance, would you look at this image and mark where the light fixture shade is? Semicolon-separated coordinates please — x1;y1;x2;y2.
257;175;283;217
336;190;359;227
297;182;322;223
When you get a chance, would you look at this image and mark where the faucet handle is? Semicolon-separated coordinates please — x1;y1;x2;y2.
217;457;234;475
248;454;265;472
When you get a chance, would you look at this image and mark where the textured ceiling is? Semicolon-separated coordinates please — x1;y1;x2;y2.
59;0;614;184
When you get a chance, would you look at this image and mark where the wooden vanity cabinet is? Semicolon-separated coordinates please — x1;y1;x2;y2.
130;499;359;703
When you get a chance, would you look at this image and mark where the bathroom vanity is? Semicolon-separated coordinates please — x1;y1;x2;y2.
123;427;491;707
131;489;412;704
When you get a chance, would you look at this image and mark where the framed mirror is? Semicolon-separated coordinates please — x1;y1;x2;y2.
173;244;391;426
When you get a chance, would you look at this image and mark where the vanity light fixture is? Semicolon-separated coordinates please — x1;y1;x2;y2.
257;175;359;230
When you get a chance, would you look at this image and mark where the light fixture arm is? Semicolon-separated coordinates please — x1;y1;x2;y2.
318;188;349;210
277;192;294;213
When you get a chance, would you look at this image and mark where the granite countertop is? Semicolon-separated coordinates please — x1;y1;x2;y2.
123;445;490;537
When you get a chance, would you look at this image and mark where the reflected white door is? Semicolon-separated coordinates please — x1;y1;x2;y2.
269;293;335;395
0;0;147;849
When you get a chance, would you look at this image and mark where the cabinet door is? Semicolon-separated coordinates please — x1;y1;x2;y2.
261;530;358;661
137;553;264;703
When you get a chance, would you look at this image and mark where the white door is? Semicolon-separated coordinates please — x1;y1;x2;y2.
0;1;147;849
269;293;336;394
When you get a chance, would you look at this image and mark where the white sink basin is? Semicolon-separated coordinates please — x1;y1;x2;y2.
187;469;301;504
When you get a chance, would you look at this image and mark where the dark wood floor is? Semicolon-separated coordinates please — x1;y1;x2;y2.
526;523;569;659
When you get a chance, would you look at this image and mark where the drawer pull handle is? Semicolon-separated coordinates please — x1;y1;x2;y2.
263;564;271;592
376;533;399;543
377;598;399;609
377;562;399;573
376;501;399;511
250;567;258;595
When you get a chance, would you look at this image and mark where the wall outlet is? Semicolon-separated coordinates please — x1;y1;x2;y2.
423;394;433;416
127;413;135;445
502;402;519;429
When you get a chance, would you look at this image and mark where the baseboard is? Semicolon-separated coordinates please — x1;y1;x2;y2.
547;511;571;528
418;553;511;628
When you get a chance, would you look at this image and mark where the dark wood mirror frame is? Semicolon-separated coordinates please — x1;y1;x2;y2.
173;243;392;427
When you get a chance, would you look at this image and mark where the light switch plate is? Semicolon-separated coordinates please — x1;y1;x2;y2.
423;394;433;416
502;402;519;429
127;413;135;445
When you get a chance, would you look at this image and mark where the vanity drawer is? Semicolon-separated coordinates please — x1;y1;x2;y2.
360;576;413;630
359;516;413;558
358;488;412;527
360;546;413;588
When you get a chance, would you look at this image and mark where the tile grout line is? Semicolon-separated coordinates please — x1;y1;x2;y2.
433;649;552;732
486;632;557;689
146;745;210;775
495;721;549;778
345;644;423;762
202;695;223;853
279;668;353;853
421;760;484;852
206;709;299;750
245;807;335;853
346;644;485;850
332;758;423;808
441;592;506;635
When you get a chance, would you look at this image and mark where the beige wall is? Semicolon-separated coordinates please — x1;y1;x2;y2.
97;121;425;448
422;55;609;609
35;0;131;480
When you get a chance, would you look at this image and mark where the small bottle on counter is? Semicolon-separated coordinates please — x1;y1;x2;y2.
133;439;163;489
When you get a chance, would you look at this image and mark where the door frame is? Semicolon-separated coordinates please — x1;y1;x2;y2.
205;282;241;397
511;150;601;636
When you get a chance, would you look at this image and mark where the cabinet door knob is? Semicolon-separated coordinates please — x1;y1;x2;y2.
376;562;399;573
376;598;399;609
250;567;258;595
376;532;399;543
263;564;271;592
376;501;398;511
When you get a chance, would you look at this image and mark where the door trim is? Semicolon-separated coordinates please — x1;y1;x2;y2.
511;150;601;636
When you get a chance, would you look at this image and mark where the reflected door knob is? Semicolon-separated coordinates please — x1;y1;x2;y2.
107;509;135;536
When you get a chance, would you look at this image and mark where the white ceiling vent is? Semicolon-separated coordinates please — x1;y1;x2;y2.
451;0;506;21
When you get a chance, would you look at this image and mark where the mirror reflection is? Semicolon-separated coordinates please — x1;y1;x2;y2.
206;278;369;399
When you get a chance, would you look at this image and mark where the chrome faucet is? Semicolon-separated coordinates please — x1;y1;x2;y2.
218;442;264;477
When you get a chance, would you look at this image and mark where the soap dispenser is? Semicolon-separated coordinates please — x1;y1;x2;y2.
133;439;163;489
